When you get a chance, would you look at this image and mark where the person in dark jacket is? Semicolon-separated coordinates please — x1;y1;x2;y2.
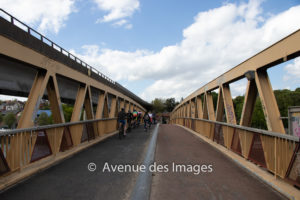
143;112;150;131
118;108;127;135
126;111;133;132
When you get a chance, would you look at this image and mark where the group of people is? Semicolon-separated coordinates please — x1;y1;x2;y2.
117;108;156;137
142;111;156;130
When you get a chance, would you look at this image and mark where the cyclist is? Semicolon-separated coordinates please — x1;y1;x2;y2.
126;111;133;132
143;112;150;131
152;112;156;124
137;112;142;126
118;108;126;137
149;112;153;128
132;110;138;128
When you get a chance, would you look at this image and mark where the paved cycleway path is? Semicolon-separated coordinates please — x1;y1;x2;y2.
150;124;287;200
0;125;155;200
0;124;287;200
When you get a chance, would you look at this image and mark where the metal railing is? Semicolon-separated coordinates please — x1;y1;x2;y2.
0;118;117;137
0;117;118;177
183;117;299;142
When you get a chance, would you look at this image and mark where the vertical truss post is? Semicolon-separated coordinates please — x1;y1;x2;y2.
69;84;87;145
222;84;236;124
196;96;203;119
18;71;50;128
255;70;285;133
206;92;216;121
191;99;196;118
240;79;257;126
215;87;224;122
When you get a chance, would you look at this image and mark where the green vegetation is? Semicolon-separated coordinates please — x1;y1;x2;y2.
37;112;53;126
151;98;165;113
37;103;74;124
165;98;178;112
4;113;16;128
151;98;179;113
153;88;299;131
62;104;74;122
233;96;267;129
0;114;3;124
233;88;300;129
40;104;50;110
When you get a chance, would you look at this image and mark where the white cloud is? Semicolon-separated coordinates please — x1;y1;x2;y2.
113;19;128;26
0;0;76;34
283;57;300;82
230;79;248;98
124;23;133;29
112;19;133;29
94;0;139;28
71;0;300;101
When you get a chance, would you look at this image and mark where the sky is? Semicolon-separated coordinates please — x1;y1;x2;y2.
0;0;300;102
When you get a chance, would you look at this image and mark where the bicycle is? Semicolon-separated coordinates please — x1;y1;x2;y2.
126;121;132;133
119;122;125;139
144;119;150;132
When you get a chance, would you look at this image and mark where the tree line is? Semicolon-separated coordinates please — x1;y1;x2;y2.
151;98;180;113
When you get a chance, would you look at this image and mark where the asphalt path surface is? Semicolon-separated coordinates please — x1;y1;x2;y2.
0;125;154;200
0;124;288;200
150;124;287;200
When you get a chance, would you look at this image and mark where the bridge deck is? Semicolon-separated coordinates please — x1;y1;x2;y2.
0;125;287;200
150;125;286;200
0;126;154;200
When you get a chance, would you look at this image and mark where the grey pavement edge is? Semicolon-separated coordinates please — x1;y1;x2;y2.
130;124;159;200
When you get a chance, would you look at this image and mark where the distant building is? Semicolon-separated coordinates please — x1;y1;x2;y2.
0;100;25;129
0;100;24;112
6;104;19;111
0;103;6;111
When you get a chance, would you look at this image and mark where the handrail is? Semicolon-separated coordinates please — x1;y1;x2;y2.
0;8;115;85
176;117;299;142
0;117;117;137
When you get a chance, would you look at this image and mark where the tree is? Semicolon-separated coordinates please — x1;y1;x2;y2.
211;91;218;111
62;104;73;122
231;88;300;130
40;104;50;110
251;98;267;130
37;112;51;126
4;113;16;129
165;98;178;112
233;96;245;124
151;98;165;113
48;114;54;124
0;114;3;124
